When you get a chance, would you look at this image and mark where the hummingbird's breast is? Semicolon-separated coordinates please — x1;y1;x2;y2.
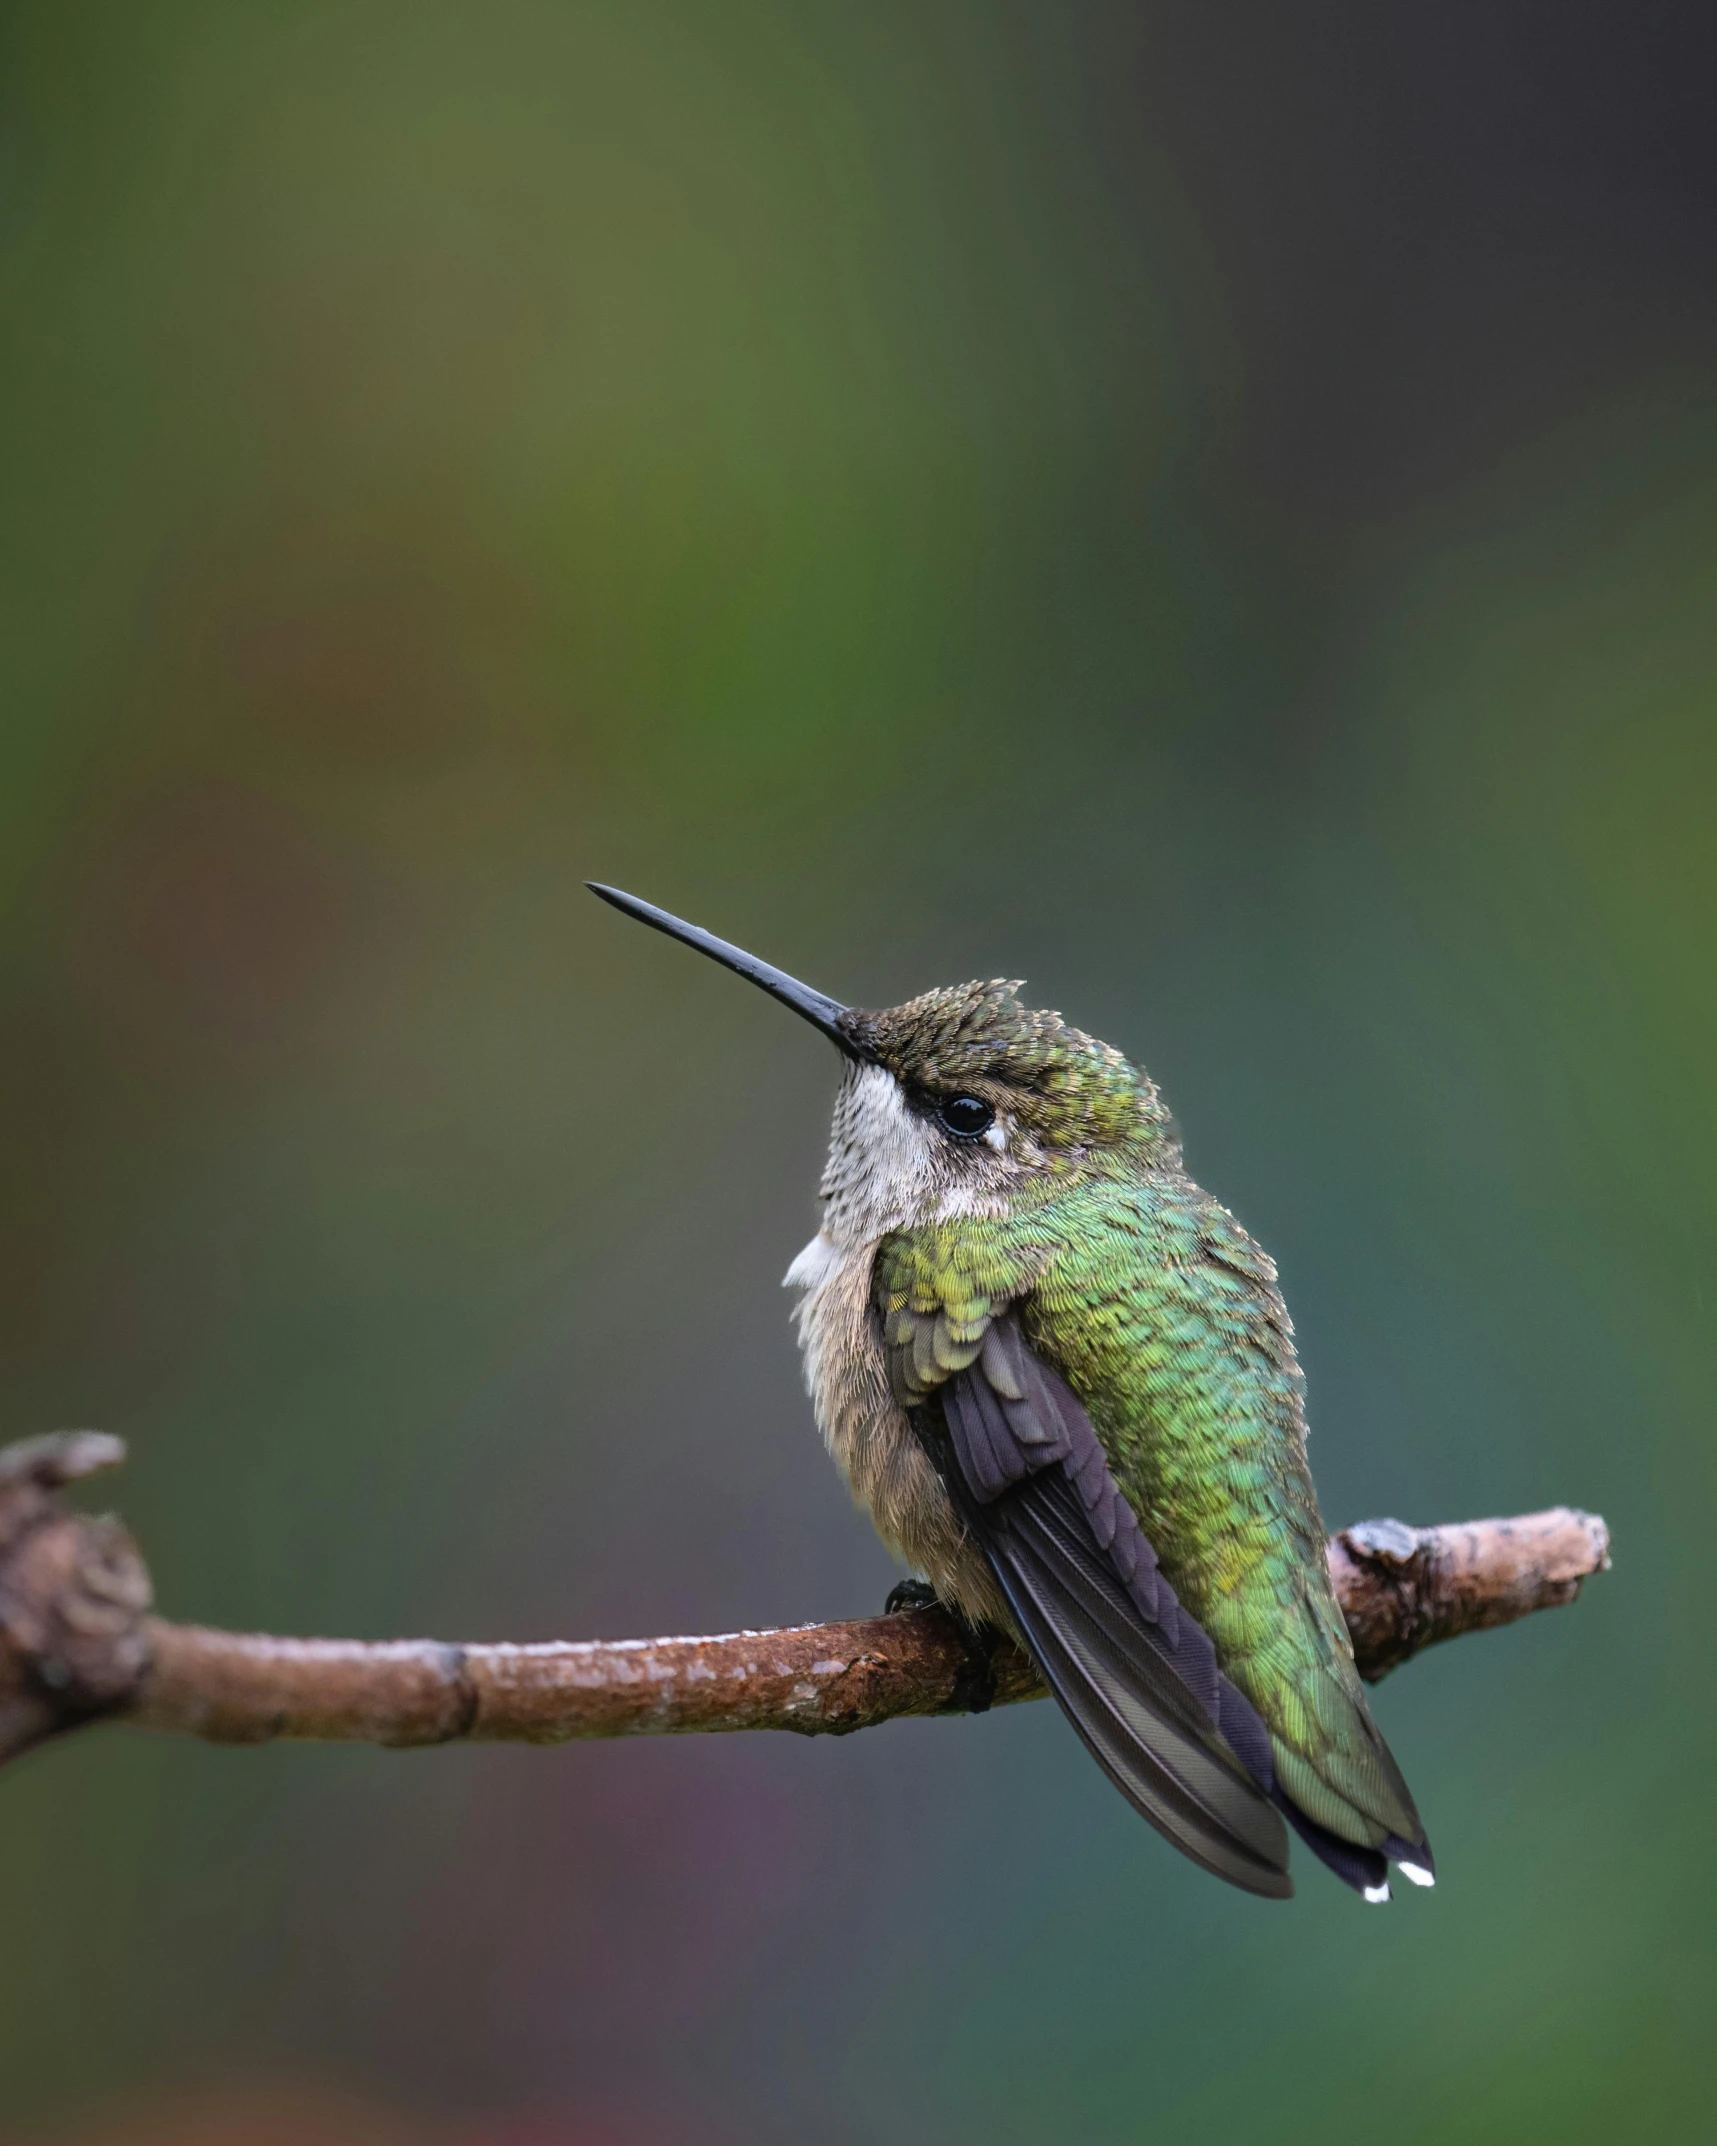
781;1057;1022;1626
784;1226;1008;1629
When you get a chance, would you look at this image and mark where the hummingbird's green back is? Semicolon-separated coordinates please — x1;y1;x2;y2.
876;1180;1422;1858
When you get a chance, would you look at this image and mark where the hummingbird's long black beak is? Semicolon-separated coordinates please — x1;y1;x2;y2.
587;884;872;1060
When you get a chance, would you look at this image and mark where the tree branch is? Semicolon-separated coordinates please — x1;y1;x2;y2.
0;1432;1610;1766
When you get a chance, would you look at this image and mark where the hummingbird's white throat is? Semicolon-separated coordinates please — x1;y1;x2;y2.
805;1062;1015;1255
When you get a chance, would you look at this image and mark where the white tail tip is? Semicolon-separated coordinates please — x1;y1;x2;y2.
1362;1881;1392;1904
1396;1861;1435;1888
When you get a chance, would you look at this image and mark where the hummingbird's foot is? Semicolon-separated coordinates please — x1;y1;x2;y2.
947;1615;1002;1716
882;1579;999;1712
884;1577;941;1616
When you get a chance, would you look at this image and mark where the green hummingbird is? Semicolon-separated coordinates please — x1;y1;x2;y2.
589;884;1433;1902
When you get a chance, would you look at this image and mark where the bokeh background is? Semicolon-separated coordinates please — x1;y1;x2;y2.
2;2;1714;2139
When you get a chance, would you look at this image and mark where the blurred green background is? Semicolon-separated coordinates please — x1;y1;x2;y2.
1;2;1713;2140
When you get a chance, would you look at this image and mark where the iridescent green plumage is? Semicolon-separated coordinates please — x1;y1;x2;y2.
874;1183;1420;1858
863;980;1425;1874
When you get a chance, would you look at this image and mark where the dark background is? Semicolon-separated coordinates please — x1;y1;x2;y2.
2;3;1714;2140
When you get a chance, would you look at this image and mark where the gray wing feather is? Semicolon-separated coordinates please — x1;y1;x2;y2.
930;1310;1292;1899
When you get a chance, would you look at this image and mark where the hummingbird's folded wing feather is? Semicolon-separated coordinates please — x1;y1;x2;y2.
926;1310;1294;1899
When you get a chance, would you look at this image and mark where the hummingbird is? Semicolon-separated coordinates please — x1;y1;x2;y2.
588;884;1434;1902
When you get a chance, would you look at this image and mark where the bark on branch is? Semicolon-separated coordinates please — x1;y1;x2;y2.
0;1433;1610;1766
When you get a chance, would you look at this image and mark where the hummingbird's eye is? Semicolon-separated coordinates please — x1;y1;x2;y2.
937;1094;995;1142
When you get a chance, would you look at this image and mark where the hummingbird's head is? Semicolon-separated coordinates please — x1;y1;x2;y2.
588;885;1176;1246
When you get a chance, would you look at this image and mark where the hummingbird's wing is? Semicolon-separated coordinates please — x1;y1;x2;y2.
908;1308;1294;1899
875;1201;1429;1901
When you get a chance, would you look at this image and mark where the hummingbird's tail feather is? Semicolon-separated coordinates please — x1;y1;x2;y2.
1271;1790;1392;1899
1246;1626;1433;1898
1391;1836;1436;1882
1265;1717;1434;1899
